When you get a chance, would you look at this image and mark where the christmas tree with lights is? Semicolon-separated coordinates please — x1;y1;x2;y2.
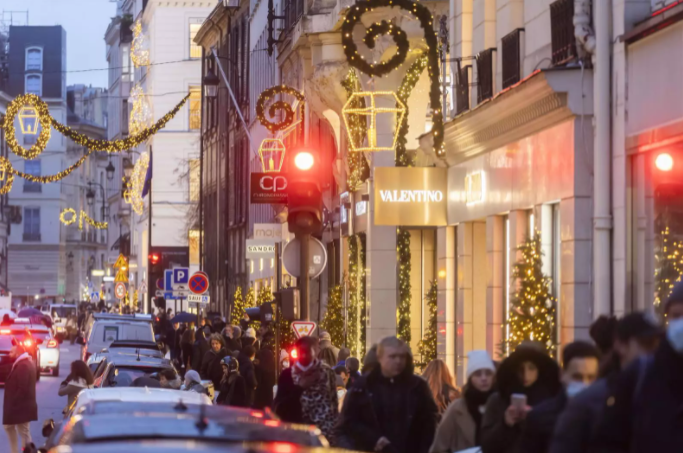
321;285;344;348
654;227;683;316
231;287;246;325
417;281;438;368
505;233;557;356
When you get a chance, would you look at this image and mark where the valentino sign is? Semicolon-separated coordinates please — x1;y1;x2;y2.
374;167;447;226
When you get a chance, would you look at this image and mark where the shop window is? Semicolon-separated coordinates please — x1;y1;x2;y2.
23;160;41;193
25;74;42;96
26;47;43;71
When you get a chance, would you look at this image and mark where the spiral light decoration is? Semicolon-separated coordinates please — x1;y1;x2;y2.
256;85;306;134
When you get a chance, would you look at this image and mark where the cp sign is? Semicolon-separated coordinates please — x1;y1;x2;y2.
260;175;287;192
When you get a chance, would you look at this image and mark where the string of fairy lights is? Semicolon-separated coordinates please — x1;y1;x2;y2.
341;70;370;191
320;283;345;348
655;226;683;316
417;281;438;368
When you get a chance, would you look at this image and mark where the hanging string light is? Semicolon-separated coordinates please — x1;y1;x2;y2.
1;94;52;160
129;83;153;136
396;53;428;167
12;148;95;183
59;208;77;226
0;157;14;195
417;281;438;368
130;19;150;67
79;211;108;230
342;91;406;153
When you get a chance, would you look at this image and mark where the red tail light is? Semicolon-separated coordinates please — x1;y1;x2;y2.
47;339;58;348
265;420;281;427
0;329;10;335
23;339;33;348
271;443;295;453
250;411;264;418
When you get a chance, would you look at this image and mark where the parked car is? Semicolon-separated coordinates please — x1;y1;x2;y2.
45;304;77;341
93;355;175;388
5;319;59;376
0;322;44;382
79;314;154;361
41;442;351;453
86;340;164;371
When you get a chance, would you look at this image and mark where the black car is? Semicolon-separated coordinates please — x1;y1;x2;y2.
93;355;175;388
0;326;42;383
36;441;353;453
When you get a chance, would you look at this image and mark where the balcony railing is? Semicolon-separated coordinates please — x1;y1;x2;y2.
502;28;524;89
455;60;471;115
23;232;41;242
284;0;304;32
476;48;496;103
550;0;578;65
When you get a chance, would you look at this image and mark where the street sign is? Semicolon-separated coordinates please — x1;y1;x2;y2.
172;289;189;298
114;282;127;300
91;292;100;303
187;294;210;305
282;237;328;279
172;268;189;290
291;321;317;339
189;272;209;295
140;281;147;294
250;172;288;204
155;290;164;298
156;278;164;290
114;254;128;269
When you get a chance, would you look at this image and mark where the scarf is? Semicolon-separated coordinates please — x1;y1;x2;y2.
464;385;494;445
291;360;338;442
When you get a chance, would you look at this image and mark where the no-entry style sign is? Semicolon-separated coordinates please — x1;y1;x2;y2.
189;271;209;295
114;282;127;300
291;321;317;339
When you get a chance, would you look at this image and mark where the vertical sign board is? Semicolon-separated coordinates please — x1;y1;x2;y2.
172;268;190;289
164;270;174;300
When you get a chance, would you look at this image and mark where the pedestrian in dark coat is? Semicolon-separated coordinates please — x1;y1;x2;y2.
480;342;561;453
216;356;248;407
253;328;276;409
201;333;227;388
549;312;661;453
592;286;683;453
3;339;37;453
345;356;361;389
337;336;438;453
191;328;209;372
274;336;338;442
238;345;257;406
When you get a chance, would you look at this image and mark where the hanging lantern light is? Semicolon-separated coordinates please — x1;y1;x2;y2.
342;91;406;153
258;138;286;172
18;106;40;135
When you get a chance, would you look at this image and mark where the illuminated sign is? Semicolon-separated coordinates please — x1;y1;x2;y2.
246;239;276;260
374;167;447;226
247;245;275;253
250;173;288;204
465;171;486;205
355;201;368;216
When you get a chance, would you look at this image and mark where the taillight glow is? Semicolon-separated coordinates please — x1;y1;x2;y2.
265;420;281;427
23;339;33;348
250;411;264;418
656;153;674;172
0;329;10;335
290;348;298;360
47;339;58;348
271;442;295;453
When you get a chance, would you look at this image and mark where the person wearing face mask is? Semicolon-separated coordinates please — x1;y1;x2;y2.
480;342;561;453
518;341;600;453
430;350;496;453
549;312;661;453
593;282;683;453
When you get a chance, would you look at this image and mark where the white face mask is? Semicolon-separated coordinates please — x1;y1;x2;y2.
666;317;683;353
282;360;290;369
566;381;589;398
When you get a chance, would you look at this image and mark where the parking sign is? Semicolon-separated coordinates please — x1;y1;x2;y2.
172;268;189;289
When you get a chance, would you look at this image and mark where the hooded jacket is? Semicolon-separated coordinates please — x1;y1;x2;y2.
337;360;438;453
480;344;561;453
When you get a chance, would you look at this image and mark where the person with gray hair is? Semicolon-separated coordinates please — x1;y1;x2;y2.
337;336;438;453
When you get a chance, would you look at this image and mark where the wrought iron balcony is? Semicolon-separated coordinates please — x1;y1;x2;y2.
284;0;304;32
476;48;496;103
455;60;472;115
502;28;524;89
550;0;578;65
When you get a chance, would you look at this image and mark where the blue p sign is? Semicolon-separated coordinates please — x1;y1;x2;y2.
173;268;189;288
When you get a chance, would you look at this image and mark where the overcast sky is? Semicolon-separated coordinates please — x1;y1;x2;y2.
2;0;117;88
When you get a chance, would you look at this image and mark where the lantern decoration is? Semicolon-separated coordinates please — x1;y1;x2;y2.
342;91;406;153
0;157;14;195
124;152;150;215
258;139;286;172
18;106;40;135
130;19;150;67
129;84;152;137
1;94;52;160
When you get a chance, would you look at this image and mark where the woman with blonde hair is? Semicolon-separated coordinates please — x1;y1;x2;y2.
423;359;460;414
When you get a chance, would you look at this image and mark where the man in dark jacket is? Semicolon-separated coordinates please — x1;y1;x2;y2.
253;326;276;409
592;284;683;453
238;345;257;406
3;338;37;453
518;341;600;453
337;336;438;453
549;312;661;453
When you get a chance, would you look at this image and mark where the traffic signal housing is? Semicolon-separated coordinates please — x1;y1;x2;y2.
287;149;322;235
245;302;274;324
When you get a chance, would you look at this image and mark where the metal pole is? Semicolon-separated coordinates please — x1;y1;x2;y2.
146;146;153;314
275;242;281;379
299;233;310;320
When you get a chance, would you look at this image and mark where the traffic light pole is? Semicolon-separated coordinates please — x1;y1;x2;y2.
299;233;310;320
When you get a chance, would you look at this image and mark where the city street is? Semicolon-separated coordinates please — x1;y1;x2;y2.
0;343;79;448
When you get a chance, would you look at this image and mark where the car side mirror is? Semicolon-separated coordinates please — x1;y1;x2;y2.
76;337;85;346
42;418;54;437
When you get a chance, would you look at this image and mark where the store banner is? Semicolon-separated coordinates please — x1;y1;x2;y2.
374;167;447;226
246;239;276;260
250;172;288;204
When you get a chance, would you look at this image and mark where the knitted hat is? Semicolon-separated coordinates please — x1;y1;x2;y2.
466;350;495;380
245;327;256;338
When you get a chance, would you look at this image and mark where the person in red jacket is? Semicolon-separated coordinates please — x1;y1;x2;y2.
3;337;37;453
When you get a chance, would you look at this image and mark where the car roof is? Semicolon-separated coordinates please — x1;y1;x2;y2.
93;313;153;322
50;441;352;453
74;388;212;410
80;401;273;421
107;355;172;368
109;340;159;349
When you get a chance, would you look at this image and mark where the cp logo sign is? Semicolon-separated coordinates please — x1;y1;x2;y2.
260;175;287;192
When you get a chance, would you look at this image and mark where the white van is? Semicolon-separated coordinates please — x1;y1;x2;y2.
47;304;78;340
79;315;155;362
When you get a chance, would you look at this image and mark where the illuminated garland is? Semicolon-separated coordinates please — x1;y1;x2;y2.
341;70;370;191
124;152;150;215
417;281;438;368
1;94;52;159
256;85;305;134
12;148;95;183
341;0;445;157
504;233;557;356
0;157;14;195
50;94;189;153
348;235;360;356
60;208;77;225
79;211;108;230
320;284;344;348
396;227;412;342
231;286;246;324
358;232;367;358
129;83;152;136
130;19;150;67
654;227;683;316
396;54;428;167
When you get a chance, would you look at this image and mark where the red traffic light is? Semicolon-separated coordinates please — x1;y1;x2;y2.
294;151;314;171
656;153;674;172
149;253;160;265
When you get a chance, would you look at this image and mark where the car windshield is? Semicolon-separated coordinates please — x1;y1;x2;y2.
108;367;162;387
52;307;76;318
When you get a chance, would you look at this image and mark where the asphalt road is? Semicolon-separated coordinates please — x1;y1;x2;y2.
0;342;80;450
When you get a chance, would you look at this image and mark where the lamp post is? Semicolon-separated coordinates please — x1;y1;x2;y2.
203;67;219;99
106;160;116;181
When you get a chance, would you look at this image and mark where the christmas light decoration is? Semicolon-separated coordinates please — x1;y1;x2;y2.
129;83;153;137
18;106;39;135
348;237;360;355
396;227;412;342
342;91;406;153
231;286;247;324
504;232;557;356
0;157;14;195
396;54;428;167
359;233;367;358
654;226;683;316
12;148;95;184
341;70;370;191
256;85;305;134
258;138;286;172
59;208;77;226
130;19;150;67
2;94;52;159
341;0;445;157
50;94;189;153
79;211;108;230
320;284;345;349
124;152;150;215
417;281;438;368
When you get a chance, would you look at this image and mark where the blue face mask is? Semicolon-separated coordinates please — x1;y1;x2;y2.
566;381;588;398
667;317;683;353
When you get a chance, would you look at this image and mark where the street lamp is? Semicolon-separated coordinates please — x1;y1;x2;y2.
106;160;116;181
86;186;96;206
123;157;135;178
203;66;219;99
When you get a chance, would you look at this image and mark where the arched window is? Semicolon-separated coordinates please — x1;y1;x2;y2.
26;47;43;71
25;74;42;96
